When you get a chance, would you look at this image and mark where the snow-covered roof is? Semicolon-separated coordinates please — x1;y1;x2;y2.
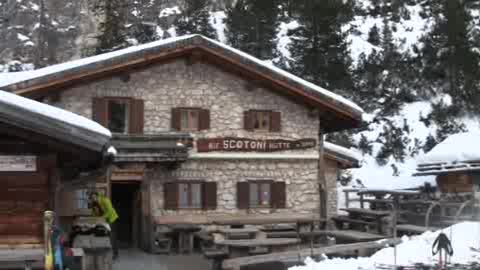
415;132;480;175
0;35;363;132
324;142;362;168
0;89;111;138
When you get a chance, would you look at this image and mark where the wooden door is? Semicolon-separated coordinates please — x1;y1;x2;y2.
0;172;49;244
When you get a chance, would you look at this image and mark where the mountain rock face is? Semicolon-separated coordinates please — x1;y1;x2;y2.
1;0;479;189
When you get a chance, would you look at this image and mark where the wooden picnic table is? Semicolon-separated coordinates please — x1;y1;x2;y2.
340;208;391;234
215;238;299;247
169;224;201;254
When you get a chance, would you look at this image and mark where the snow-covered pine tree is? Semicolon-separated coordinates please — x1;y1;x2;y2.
225;0;279;59
176;0;217;39
93;0;129;54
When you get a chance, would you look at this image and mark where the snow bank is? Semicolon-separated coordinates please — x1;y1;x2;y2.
0;90;111;137
418;132;480;165
210;11;227;43
290;222;480;270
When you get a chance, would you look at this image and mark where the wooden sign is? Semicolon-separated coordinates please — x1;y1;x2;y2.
111;169;145;182
0;156;36;171
197;137;316;152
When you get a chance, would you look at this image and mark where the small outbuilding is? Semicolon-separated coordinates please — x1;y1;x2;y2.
415;132;480;194
0;90;112;247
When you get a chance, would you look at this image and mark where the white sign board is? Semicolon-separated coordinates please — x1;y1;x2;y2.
0;156;36;171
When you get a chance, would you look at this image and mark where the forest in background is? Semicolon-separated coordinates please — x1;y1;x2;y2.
1;0;479;187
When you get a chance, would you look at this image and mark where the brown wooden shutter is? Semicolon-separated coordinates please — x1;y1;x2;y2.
271;182;286;209
171;108;181;131
199;109;210;131
164;183;178;210
92;97;108;127
237;182;250;209
129;99;144;134
244;111;253;131
203;182;217;210
270;111;281;132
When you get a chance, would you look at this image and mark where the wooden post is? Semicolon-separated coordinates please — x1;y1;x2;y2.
44;211;54;270
318;129;327;220
344;190;350;209
360;194;364;209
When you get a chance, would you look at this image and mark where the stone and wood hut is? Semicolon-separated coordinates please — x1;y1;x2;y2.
1;35;363;251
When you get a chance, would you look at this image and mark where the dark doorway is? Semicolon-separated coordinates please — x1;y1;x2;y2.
111;183;140;248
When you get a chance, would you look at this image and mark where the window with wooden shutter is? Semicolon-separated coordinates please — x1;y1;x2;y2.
244;111;254;131
164;183;178;210
271;182;286;208
270;112;281;132
237;182;250;209
172;108;209;131
199;109;210;131
245;110;281;132
171;108;181;131
203;182;217;210
92;97;108;127
129;99;144;134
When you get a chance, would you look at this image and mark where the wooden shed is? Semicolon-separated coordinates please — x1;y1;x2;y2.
415;132;480;194
0;90;112;247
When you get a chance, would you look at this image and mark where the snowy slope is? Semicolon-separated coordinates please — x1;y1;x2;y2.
347;0;434;64
291;222;480;270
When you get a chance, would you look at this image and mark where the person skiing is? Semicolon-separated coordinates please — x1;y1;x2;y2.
89;191;119;259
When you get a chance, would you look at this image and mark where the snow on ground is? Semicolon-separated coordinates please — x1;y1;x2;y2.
347;1;433;64
349;101;437;190
290;222;480;270
210;11;227;43
418;131;480;165
276;21;300;61
159;6;181;18
0;89;111;137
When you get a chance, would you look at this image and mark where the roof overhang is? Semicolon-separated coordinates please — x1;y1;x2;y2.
111;133;190;163
1;35;363;133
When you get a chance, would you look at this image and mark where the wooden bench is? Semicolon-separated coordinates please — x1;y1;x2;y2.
266;231;298;238
318;230;385;242
0;248;43;270
332;215;377;231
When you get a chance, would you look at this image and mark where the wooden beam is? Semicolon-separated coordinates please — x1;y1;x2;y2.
222;238;402;270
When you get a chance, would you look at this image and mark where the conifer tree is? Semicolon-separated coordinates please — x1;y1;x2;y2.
420;0;480;113
288;0;353;94
93;0;129;54
225;0;279;59
176;0;217;39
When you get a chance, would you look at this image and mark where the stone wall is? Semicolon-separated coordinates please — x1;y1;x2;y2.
53;58;342;218
325;159;340;217
148;158;320;218
56;59;319;154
